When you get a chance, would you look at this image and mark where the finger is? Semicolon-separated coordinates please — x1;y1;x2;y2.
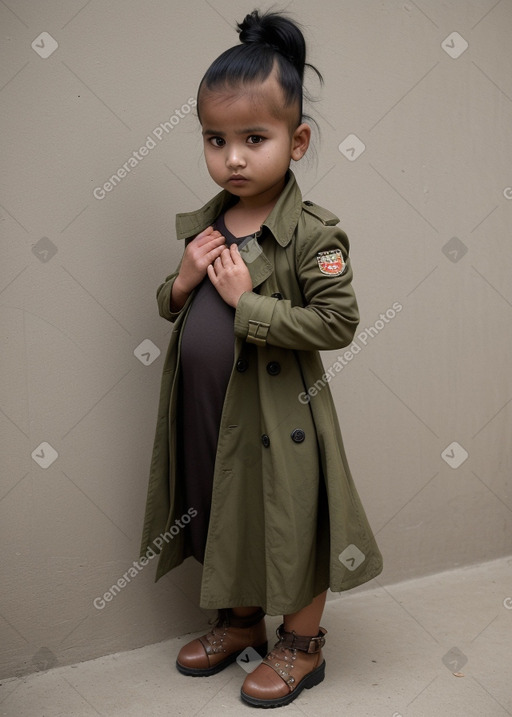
195;227;223;245
219;247;232;267
230;243;243;263
231;244;248;270
206;263;217;283
201;235;225;255
193;226;214;243
205;231;224;244
206;244;225;263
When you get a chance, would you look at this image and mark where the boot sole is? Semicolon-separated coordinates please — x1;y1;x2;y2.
240;659;325;708
176;641;268;678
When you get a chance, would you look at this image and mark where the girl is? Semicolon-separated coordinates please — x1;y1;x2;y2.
140;9;383;709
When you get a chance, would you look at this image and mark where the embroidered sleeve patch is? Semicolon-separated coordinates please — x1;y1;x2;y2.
316;249;346;276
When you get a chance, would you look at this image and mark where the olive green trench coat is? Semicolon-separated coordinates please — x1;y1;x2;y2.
140;171;383;615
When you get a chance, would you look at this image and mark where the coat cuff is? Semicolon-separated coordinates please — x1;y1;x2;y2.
157;276;186;322
234;292;277;346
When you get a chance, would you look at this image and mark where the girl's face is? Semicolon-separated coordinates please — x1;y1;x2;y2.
200;74;310;209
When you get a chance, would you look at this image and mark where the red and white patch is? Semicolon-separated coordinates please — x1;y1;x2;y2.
316;249;346;276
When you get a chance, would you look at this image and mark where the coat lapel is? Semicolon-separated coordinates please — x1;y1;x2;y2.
238;235;273;289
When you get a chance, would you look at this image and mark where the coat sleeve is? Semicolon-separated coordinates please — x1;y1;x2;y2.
156;269;186;322
156;237;201;321
233;222;359;351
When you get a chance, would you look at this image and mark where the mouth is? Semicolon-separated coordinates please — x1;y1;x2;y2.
228;174;248;183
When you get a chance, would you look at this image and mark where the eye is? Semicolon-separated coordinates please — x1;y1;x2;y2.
247;135;264;144
208;136;225;147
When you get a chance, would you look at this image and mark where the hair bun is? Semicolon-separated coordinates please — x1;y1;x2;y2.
197;8;322;127
238;10;268;45
237;9;306;79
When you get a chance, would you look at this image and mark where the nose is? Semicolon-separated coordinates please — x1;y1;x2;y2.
226;145;246;170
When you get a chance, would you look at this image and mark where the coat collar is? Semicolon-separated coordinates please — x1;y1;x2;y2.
175;171;303;248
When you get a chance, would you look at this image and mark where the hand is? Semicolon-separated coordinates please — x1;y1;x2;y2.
207;244;253;307
171;226;225;310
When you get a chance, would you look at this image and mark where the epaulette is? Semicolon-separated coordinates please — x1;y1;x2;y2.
301;200;340;226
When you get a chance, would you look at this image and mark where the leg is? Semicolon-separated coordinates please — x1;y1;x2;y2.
241;592;328;707
232;605;261;618
176;607;267;677
284;590;327;635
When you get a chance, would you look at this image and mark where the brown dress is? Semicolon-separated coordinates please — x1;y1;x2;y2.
179;214;251;562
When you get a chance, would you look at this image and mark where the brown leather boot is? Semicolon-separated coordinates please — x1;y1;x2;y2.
176;608;267;677
240;624;327;707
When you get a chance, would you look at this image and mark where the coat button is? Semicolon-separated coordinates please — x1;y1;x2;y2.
303;200;314;206
236;358;248;372
261;434;270;448
266;361;281;376
291;429;305;443
271;292;283;300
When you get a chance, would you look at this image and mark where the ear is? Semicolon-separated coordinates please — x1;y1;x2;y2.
291;123;311;161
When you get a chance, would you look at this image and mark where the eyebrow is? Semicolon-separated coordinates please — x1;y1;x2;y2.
202;127;269;136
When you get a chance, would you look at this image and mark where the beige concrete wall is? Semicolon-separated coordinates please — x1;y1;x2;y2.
1;0;511;679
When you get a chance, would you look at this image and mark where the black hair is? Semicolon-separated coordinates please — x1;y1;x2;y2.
197;9;323;128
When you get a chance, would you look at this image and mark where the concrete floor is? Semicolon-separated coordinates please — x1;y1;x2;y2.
1;557;511;717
